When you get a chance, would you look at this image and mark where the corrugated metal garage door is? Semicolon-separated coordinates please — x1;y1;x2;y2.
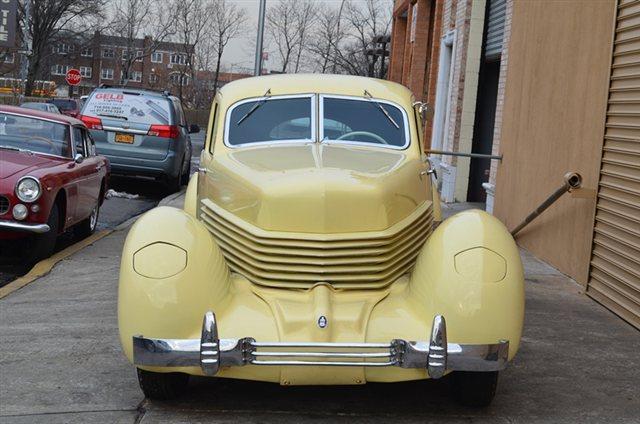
587;0;640;329
485;0;506;60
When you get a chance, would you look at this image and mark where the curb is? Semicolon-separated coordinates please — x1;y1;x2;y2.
0;229;112;299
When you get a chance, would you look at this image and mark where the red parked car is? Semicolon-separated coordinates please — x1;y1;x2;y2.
0;105;109;266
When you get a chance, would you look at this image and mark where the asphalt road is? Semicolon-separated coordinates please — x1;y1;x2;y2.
1;198;639;423
0;133;205;287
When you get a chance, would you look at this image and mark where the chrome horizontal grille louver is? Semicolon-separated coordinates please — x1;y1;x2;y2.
199;199;433;289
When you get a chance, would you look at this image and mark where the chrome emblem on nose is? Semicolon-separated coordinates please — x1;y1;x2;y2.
317;316;328;329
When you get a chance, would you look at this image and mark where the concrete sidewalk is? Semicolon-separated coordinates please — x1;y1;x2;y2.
0;198;638;423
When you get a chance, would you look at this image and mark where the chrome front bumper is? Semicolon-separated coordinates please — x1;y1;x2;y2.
0;220;50;234
133;312;509;379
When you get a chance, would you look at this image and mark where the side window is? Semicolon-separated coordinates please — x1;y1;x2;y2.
73;127;85;156
84;130;96;156
208;103;218;155
173;99;186;126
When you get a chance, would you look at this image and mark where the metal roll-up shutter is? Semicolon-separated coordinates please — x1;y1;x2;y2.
485;0;506;60
587;0;640;329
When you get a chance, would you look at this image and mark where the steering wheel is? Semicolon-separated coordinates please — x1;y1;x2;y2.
336;131;388;145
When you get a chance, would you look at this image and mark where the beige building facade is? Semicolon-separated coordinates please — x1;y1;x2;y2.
389;0;639;329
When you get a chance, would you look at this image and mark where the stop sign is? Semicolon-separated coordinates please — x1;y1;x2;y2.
65;68;82;86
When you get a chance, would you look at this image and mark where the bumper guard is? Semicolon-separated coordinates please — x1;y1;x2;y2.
133;312;509;379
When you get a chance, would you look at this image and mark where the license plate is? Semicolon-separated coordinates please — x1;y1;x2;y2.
115;133;135;144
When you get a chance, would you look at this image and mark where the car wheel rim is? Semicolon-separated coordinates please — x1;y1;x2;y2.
89;206;98;231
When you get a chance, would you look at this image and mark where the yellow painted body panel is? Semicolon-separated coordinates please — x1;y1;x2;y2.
118;75;524;385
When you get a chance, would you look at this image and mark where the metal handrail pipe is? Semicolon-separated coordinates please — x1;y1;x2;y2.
510;172;582;237
426;150;504;161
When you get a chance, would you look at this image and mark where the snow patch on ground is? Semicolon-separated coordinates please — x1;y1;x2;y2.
105;189;140;200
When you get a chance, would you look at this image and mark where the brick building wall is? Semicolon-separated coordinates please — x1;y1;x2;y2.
388;0;443;145
389;0;489;202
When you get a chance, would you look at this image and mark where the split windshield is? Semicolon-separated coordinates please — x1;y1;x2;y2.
225;95;407;148
0;112;71;157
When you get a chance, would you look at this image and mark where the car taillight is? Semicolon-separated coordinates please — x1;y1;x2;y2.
148;125;179;139
79;115;103;130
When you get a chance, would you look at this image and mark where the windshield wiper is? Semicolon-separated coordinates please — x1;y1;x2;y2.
97;113;128;120
236;89;271;125
364;90;399;129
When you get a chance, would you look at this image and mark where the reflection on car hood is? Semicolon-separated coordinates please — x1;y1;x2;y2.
203;143;428;233
0;149;62;179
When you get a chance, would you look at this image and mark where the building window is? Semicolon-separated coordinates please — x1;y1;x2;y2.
169;73;190;85
53;43;72;55
102;48;115;59
170;53;187;65
80;66;92;78
149;73;159;84
2;53;14;63
136;50;143;61
81;47;93;57
151;52;162;63
132;71;142;82
51;64;69;75
101;68;114;80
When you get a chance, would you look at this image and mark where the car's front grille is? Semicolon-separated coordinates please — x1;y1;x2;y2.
0;196;9;215
199;198;433;289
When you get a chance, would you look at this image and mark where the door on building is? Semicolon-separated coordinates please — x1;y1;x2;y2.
468;60;500;202
468;0;506;202
587;0;640;330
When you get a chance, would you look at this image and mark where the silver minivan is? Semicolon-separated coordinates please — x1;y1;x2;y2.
79;88;198;191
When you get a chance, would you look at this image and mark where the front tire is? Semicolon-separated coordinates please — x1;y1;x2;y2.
451;371;499;407
75;203;99;239
24;203;59;269
137;368;189;400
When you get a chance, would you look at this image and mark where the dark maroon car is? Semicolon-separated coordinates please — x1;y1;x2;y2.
0;105;109;266
46;98;81;118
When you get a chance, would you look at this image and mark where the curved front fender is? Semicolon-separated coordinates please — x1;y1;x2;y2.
409;209;525;359
118;206;230;362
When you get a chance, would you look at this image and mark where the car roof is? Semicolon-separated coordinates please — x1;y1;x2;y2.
217;74;415;107
0;105;84;126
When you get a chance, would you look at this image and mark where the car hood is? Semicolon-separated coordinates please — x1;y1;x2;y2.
0;149;62;179
202;143;429;233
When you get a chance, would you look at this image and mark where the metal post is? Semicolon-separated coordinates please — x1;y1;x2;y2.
19;0;31;100
254;0;266;76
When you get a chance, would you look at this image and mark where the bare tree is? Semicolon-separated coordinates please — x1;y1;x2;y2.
340;0;392;77
307;0;392;77
308;1;346;73
20;0;105;95
292;1;318;73
172;0;212;103
208;0;246;94
266;1;300;73
109;0;174;86
266;0;318;74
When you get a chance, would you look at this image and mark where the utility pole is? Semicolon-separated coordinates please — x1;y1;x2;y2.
254;0;266;76
19;0;31;100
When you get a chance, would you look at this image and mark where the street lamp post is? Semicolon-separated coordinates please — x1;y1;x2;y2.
254;0;266;76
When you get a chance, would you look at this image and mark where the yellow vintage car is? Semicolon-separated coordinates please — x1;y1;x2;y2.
118;74;524;406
